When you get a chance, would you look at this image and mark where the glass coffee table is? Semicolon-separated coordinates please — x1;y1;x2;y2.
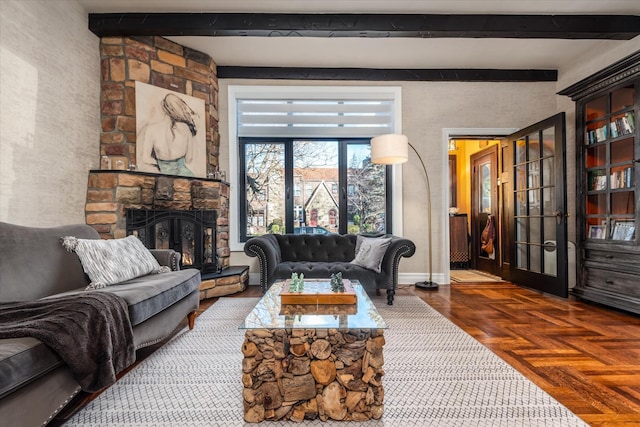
240;280;387;423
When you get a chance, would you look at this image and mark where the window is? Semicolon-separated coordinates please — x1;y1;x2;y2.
228;86;403;248
240;138;391;240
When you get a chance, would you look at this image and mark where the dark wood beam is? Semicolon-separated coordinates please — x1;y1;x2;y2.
88;13;640;40
217;67;557;82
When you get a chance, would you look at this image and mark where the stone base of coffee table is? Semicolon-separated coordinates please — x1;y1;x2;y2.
242;327;385;423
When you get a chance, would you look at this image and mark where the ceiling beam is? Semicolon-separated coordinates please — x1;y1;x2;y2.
217;67;558;82
88;13;640;40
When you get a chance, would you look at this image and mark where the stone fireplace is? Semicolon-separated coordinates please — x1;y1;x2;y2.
82;36;247;298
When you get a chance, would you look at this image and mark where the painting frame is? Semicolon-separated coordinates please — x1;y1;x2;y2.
135;81;207;178
588;224;606;239
611;220;636;241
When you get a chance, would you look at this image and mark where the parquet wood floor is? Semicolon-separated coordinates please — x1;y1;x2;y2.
54;281;640;426
412;282;640;427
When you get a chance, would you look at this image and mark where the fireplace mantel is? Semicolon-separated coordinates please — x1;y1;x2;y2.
85;170;230;270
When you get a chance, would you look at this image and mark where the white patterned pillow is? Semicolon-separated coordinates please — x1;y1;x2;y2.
62;235;166;290
350;236;392;273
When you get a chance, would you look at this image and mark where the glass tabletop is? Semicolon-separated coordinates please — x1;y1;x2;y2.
240;280;387;330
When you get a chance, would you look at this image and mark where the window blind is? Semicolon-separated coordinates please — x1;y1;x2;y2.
237;99;394;138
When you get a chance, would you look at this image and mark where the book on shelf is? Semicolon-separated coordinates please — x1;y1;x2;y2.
626;111;636;132
610;167;634;190
610;121;619;138
589;170;607;191
595;126;607;142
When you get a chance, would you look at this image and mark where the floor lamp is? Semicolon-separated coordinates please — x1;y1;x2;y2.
370;134;438;290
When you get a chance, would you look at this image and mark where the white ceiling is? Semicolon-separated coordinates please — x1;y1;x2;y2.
78;0;640;70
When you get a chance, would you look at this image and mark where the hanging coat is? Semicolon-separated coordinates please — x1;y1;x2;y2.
481;215;495;255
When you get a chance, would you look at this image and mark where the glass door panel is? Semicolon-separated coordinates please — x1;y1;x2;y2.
611;138;634;164
586;95;607;120
180;222;196;267
586;194;607;215
611;192;635;215
293;140;339;234
346;144;387;234
611;85;635;112
507;113;567;297
154;221;170;249
586;145;606;168
244;143;285;237
479;162;492;214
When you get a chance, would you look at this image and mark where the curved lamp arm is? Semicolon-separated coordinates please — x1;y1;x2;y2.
407;142;436;287
370;134;437;289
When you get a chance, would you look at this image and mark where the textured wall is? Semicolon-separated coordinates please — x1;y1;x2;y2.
0;0;100;226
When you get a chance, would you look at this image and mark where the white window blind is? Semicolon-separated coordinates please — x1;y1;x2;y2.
237;99;394;138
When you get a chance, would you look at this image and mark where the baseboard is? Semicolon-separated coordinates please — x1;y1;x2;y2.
249;272;447;287
248;272;261;286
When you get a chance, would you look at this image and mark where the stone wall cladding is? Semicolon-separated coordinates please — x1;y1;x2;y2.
99;36;219;172
86;171;230;269
89;36;228;268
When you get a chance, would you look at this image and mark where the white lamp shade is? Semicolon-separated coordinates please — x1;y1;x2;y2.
370;134;409;165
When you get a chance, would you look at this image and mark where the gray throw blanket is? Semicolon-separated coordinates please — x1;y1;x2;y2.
0;292;135;392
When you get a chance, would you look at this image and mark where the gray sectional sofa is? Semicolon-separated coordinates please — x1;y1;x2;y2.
0;222;201;426
244;233;415;305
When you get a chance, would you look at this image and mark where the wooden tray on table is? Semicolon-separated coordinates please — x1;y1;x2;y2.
280;279;357;305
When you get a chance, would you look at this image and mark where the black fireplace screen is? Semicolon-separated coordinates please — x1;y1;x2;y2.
126;209;218;273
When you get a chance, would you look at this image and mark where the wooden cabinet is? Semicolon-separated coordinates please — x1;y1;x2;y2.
450;214;469;268
559;52;640;314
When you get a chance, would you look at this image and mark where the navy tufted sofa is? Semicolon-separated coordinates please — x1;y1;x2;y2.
244;233;415;305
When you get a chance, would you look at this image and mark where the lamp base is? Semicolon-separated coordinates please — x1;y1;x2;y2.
415;280;439;290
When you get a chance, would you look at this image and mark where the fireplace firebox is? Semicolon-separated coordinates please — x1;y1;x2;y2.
126;209;219;273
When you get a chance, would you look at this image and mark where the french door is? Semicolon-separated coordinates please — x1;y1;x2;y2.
471;146;499;275
503;113;568;297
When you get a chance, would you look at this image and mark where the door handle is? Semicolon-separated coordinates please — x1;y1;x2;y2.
553;210;564;225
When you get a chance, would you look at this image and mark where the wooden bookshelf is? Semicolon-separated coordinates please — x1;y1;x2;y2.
560;52;640;314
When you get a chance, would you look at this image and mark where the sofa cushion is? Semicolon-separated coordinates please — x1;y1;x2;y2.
0;337;62;399
52;269;201;326
61;235;165;290
275;234;356;262
0;222;98;302
351;236;392;273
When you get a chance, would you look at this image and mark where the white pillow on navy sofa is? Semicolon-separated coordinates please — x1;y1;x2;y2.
62;235;166;290
350;236;391;273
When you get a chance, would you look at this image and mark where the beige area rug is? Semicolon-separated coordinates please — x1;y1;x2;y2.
450;269;505;283
66;296;587;426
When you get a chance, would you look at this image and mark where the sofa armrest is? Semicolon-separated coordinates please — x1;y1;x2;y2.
149;249;181;271
380;235;416;290
244;234;282;293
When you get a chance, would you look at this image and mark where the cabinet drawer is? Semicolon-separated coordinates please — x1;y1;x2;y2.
584;267;640;296
585;248;639;265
